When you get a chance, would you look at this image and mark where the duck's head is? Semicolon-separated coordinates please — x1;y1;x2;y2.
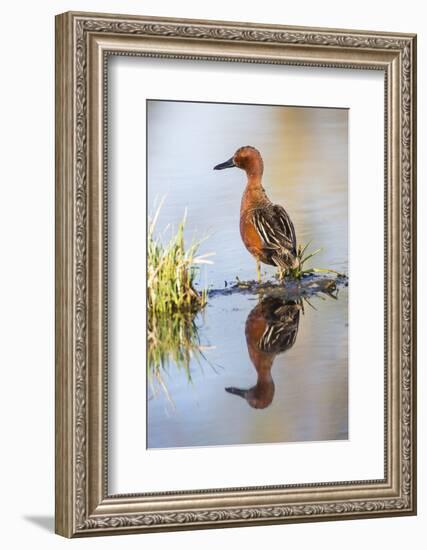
225;381;275;409
214;146;264;177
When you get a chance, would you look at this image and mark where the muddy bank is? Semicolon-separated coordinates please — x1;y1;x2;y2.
207;273;348;301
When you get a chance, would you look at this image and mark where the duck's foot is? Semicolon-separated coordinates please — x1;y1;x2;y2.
256;260;261;283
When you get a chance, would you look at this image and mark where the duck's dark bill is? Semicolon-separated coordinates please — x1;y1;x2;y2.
213;157;235;170
225;386;247;398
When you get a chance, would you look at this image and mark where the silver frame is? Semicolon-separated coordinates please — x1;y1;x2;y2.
55;11;417;537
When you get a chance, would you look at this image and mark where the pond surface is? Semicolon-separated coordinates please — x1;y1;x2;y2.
147;100;348;448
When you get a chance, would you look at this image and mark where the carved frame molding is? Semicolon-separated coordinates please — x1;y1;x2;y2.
55;11;416;537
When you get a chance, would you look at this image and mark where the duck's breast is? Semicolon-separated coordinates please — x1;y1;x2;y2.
239;212;264;259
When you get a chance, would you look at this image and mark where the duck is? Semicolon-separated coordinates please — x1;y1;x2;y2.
225;296;301;409
214;146;299;281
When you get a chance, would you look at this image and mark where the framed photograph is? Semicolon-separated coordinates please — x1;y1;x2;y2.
55;11;417;537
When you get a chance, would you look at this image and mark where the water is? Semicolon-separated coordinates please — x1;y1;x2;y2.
147;100;348;448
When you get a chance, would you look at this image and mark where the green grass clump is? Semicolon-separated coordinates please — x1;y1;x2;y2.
287;241;344;280
148;200;213;316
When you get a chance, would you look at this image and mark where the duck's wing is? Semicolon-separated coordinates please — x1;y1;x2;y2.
272;204;297;252
251;204;296;255
258;311;300;354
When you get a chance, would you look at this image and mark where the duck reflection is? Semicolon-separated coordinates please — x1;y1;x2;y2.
225;296;301;409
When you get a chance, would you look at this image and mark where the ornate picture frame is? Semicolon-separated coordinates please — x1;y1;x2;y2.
55;11;417;537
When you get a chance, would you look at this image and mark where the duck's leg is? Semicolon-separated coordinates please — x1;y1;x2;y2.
256;259;261;283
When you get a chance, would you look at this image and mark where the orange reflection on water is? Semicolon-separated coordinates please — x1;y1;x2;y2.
226;296;301;409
